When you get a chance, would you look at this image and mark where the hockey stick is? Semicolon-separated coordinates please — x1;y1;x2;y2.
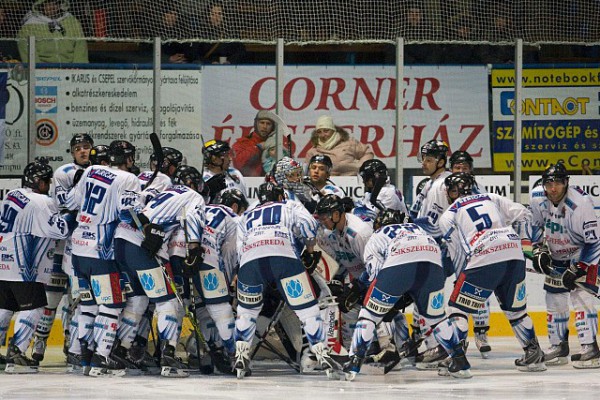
249;300;286;361
144;133;163;189
369;174;387;211
181;207;204;372
262;111;294;159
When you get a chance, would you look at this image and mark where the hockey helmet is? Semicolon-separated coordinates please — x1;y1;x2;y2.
150;147;184;174
309;154;333;172
449;150;473;169
358;159;388;182
418;139;449;162
220;188;249;211
273;157;304;192
445;172;475;197
374;209;408;230
257;182;285;204
90;144;110;165
70;133;94;149
108;140;136;165
202;140;231;159
542;162;569;185
315;194;345;216
22;158;53;189
172;165;204;192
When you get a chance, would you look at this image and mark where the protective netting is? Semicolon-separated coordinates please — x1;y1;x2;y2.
1;0;599;45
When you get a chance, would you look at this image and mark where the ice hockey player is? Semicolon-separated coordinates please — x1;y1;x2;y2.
2;159;73;373
202;139;246;204
343;210;457;380
438;172;547;375
233;182;341;379
31;134;93;368
115;164;207;378
305;154;345;201
353;159;408;222
272;156;318;212
529;162;600;368
138;146;184;203
66;140;141;376
89;144;110;166
448;150;492;357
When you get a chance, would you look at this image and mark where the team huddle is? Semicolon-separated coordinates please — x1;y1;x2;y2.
0;131;598;382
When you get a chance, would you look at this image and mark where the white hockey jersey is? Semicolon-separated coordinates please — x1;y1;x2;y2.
530;185;600;265
54;162;87;209
410;171;452;238
137;170;172;206
0;188;70;282
203;167;246;203
202;204;239;279
439;193;531;272
317;213;373;279
238;200;318;265
354;184;408;222
67;165;141;260
116;184;206;260
363;223;442;281
310;181;345;202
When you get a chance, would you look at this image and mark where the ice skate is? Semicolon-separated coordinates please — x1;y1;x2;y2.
544;341;569;366
234;340;252;379
312;342;343;380
474;328;491;358
416;344;447;370
129;343;161;375
160;343;189;378
571;342;600;369
5;345;39;374
448;352;472;379
515;339;547;372
88;353;127;377
66;352;83;374
111;344;147;376
31;335;48;363
437;357;451;377
343;355;363;381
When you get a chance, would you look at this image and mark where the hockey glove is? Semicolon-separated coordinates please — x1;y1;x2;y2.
327;279;344;298
61;209;79;233
562;261;588;290
72;168;85;186
532;245;554;276
182;246;204;278
141;223;166;257
339;281;366;313
301;249;321;274
382;293;414;322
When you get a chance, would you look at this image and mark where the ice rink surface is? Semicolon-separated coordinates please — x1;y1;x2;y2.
1;337;599;400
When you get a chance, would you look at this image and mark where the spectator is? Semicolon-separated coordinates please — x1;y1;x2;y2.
305;115;374;176
232;110;276;177
17;0;88;63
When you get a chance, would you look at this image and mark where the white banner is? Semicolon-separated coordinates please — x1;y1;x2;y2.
200;65;491;172
244;176;364;200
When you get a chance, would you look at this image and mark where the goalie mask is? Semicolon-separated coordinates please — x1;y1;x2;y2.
445;172;475;200
172;165;204;192
150;147;183;175
273;156;305;194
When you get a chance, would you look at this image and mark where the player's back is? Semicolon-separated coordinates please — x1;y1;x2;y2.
203;204;238;269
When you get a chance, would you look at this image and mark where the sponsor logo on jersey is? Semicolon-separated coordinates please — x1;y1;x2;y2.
285;279;304;299
91;279;102;297
1;254;14;262
7;191;30;208
140;272;156;291
89;168;117;184
202;271;220;291
82;231;96;240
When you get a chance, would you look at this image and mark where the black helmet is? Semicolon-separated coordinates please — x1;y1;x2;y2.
108;140;136;165
542;162;569;185
70;133;94;149
220;188;249;210
449;150;473;168
89;145;110;165
172;165;204;192
359;159;387;182
309;154;333;172
202;139;231;159
150;147;183;174
257;182;284;204
22;159;53;189
315;194;345;216
445;172;475;197
419;139;449;162
374;209;408;230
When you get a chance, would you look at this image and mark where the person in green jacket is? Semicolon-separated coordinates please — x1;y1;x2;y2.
17;0;88;63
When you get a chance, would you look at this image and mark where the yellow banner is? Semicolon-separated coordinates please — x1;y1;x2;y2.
492;68;600;88
493;151;600;172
